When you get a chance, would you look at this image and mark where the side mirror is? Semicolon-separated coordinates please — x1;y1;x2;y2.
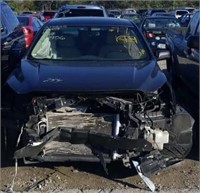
156;50;171;61
187;35;199;49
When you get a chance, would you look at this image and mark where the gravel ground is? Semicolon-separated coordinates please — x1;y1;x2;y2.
0;159;200;192
0;159;199;192
1;60;199;193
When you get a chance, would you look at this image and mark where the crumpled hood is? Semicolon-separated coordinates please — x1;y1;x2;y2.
7;59;167;94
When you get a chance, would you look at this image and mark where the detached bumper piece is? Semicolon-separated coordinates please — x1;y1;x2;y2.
14;127;153;161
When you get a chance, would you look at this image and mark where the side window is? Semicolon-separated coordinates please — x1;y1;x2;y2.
33;18;42;30
32;18;37;30
37;19;43;27
2;4;19;31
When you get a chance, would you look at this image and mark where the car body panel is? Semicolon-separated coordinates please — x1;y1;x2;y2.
7;17;166;94
17;15;43;47
167;10;199;96
8;59;166;94
0;1;25;81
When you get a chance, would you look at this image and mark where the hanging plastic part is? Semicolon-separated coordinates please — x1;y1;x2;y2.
132;161;156;192
97;151;109;175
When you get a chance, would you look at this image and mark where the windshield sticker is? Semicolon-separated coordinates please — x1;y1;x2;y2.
116;35;138;44
44;25;68;31
139;49;145;56
49;35;66;40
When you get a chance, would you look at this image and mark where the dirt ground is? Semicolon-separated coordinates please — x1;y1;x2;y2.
0;159;199;192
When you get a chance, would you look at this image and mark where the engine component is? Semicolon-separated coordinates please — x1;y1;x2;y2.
144;126;169;150
7;91;193;179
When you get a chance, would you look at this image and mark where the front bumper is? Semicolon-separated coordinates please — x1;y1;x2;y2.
14;127;152;162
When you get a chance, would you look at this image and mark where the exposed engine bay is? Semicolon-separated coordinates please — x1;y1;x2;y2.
10;86;193;178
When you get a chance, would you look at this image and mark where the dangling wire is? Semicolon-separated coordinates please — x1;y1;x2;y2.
6;125;24;193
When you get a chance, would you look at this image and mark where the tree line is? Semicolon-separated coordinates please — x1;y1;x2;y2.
5;0;199;13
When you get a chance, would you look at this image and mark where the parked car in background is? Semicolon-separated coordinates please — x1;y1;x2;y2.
20;11;34;15
120;13;142;26
107;9;121;18
17;15;43;47
169;9;189;19
0;1;25;81
54;4;108;18
41;10;57;21
177;6;196;13
151;12;174;17
124;8;136;14
136;9;148;17
146;9;166;16
179;13;194;27
167;10;199;96
140;16;181;57
166;10;199;151
33;12;45;22
19;11;45;23
2;18;194;186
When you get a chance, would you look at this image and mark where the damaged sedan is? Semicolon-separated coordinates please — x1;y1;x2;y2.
2;17;194;190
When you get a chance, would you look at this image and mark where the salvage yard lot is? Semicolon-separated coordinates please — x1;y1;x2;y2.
1;1;199;192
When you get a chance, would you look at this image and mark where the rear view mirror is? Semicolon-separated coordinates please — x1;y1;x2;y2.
187;35;199;49
156;50;170;61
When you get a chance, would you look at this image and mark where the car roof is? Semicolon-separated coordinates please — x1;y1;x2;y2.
122;13;139;16
18;14;34;17
46;17;134;26
171;9;189;13
144;16;178;19
42;10;57;12
152;13;173;15
148;9;166;12
59;4;104;10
